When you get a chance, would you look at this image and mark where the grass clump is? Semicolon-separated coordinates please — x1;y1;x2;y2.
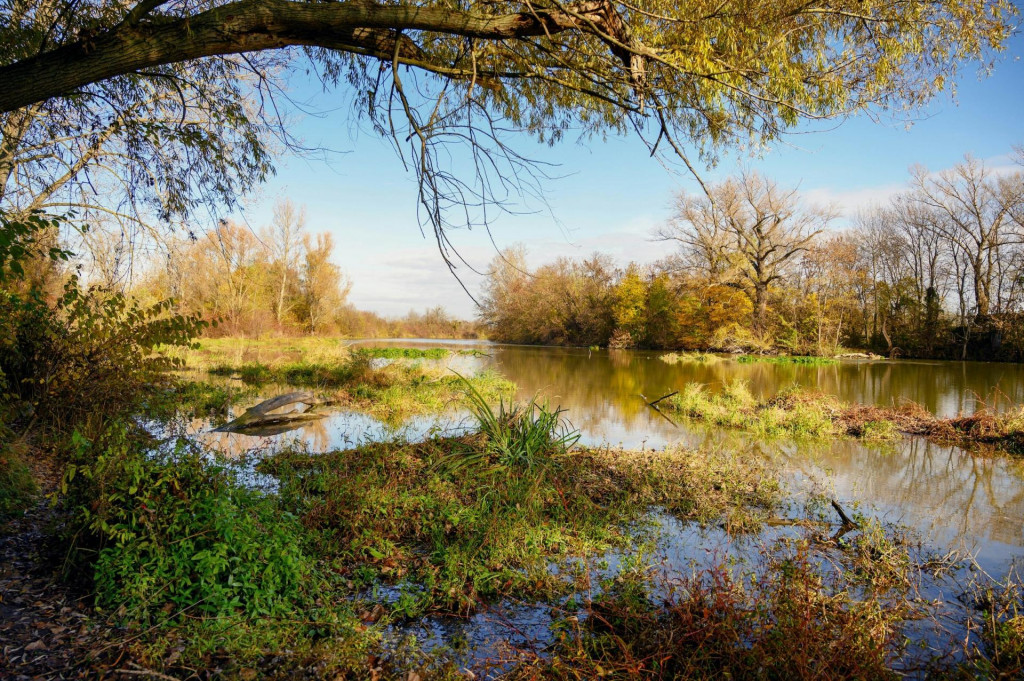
737;354;838;365
664;379;1024;450
664;381;908;442
667;381;837;439
445;374;580;472
660;351;721;364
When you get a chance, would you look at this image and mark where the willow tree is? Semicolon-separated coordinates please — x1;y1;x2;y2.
0;3;284;281
0;0;1015;260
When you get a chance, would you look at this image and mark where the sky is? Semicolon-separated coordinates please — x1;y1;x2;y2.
225;34;1024;319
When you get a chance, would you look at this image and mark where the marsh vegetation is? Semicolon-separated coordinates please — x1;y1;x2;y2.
6;309;1024;678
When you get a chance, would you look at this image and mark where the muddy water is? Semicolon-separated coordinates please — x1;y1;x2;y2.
195;340;1024;574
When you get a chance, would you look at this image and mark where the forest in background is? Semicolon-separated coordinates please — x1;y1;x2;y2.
92;151;1024;361
480;155;1024;361
15;198;485;340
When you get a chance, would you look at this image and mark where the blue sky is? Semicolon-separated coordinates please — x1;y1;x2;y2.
227;35;1024;319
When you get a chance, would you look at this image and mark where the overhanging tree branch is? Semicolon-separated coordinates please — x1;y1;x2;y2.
0;0;641;114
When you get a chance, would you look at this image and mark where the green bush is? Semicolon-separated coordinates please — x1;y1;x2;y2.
0;212;205;430
62;422;313;623
0;283;206;429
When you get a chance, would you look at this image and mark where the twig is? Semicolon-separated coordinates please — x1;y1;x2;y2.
639;393;679;428
645;391;678;407
117;665;179;681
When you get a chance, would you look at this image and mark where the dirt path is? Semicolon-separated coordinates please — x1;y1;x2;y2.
1;461;132;680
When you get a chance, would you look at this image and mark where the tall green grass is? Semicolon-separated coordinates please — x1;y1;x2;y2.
354;347;450;360
737;355;838;365
452;373;579;472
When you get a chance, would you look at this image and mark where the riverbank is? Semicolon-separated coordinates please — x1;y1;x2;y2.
161;346;512;427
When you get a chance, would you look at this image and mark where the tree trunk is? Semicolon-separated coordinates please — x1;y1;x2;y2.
752;282;769;332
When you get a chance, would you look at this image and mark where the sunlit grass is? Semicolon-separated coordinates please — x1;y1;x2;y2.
660;351;723;364
737;354;839;365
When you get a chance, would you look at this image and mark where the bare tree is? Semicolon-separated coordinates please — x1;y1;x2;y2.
266;198;306;326
909;156;1024;319
659;172;834;331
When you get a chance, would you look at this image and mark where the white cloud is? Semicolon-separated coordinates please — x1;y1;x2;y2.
802;154;1022;222
344;244;491;318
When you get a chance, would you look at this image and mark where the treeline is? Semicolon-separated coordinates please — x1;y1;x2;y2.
134;199;481;339
480;154;1024;361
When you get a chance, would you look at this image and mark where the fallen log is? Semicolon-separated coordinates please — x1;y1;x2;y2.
212;392;333;433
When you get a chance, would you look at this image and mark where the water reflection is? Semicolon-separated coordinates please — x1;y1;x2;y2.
192;410;464;458
769;437;1024;570
482;345;1024;420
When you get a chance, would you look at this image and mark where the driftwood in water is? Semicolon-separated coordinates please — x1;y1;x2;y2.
829;499;859;542
640;392;679;428
213;392;333;433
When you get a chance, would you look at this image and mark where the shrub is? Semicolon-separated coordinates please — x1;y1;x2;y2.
62;422;313;623
0;213;205;431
